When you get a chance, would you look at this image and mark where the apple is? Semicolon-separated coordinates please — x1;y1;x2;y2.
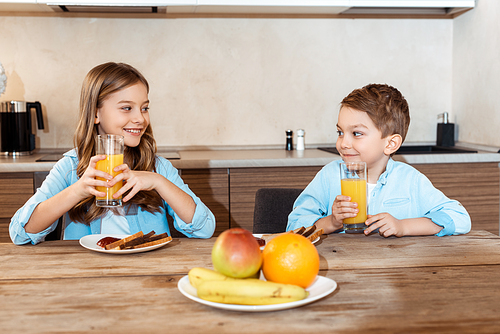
211;228;262;278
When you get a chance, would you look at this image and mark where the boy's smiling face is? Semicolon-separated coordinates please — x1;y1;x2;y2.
336;106;400;181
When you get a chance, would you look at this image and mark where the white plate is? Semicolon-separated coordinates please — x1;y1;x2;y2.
253;234;320;250
79;234;172;254
177;275;336;312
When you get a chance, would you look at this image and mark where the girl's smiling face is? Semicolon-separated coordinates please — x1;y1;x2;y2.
336;106;399;180
94;82;150;148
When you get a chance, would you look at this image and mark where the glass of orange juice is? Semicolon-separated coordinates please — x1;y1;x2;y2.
340;161;367;233
95;134;124;207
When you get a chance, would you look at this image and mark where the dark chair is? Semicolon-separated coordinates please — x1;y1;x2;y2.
253;188;303;234
167;213;188;238
45;217;64;241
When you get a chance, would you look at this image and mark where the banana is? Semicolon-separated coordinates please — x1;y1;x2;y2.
196;278;309;305
188;267;307;305
188;267;233;289
188;267;260;289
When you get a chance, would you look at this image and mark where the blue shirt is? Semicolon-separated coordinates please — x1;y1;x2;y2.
287;159;471;236
9;149;216;245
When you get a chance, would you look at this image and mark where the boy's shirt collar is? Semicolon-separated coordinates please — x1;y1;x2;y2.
376;158;395;185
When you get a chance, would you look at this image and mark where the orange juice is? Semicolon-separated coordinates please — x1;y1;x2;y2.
96;153;123;204
341;178;367;225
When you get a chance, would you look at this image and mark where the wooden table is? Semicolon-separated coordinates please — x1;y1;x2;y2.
2;230;500;333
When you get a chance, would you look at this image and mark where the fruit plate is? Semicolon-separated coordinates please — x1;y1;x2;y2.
79;234;172;254
177;275;337;312
253;234;320;250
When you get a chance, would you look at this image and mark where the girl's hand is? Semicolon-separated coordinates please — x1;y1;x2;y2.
109;164;159;202
74;155;111;200
364;213;404;237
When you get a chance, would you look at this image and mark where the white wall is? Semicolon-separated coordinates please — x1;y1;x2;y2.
453;0;500;147
0;16;453;149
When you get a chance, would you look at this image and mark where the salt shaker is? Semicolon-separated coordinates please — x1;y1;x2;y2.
286;130;293;151
296;129;305;150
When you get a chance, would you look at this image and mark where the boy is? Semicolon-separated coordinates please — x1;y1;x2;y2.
287;84;471;237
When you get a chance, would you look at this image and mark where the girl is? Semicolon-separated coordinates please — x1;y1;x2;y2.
10;62;215;245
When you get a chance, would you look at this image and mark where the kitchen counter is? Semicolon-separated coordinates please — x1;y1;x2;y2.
1;143;500;173
2;143;499;241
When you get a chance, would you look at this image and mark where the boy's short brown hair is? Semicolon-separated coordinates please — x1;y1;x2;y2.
341;84;410;141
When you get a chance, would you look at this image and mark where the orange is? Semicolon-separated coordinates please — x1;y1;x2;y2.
262;233;320;288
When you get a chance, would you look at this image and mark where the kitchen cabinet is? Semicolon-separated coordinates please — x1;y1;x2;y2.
0;172;33;243
226;163;499;235
179;168;229;237
0;1;52;13
149;1;475;17
37;0;195;4
228;166;323;231
349;0;474;5
0;0;474;18
412;162;499;235
1;160;498;243
0;0;36;3
225;162;498;235
187;0;349;15
172;167;320;237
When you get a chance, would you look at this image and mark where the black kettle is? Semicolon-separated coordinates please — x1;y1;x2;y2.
0;101;44;155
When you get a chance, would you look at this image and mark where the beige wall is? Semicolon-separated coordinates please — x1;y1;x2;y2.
453;1;500;147
0;16;453;149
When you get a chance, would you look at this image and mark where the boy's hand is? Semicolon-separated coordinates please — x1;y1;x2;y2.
364;213;405;237
314;195;358;234
332;195;359;223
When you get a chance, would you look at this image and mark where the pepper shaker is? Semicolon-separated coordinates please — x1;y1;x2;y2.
296;129;305;150
286;130;293;151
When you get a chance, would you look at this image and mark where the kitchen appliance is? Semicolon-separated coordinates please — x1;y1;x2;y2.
436;112;455;147
0;100;44;155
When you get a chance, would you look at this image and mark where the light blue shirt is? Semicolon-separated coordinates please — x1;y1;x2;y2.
9;149;216;245
99;207;130;236
287;159;471;236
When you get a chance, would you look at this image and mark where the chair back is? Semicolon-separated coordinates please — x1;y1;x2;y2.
45;216;64;241
253;188;303;234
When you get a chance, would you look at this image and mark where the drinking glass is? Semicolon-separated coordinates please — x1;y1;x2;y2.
340;161;367;233
95;134;124;207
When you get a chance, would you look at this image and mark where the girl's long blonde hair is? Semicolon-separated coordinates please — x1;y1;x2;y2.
69;62;163;225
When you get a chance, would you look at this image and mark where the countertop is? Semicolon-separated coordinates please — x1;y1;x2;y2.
1;142;500;173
